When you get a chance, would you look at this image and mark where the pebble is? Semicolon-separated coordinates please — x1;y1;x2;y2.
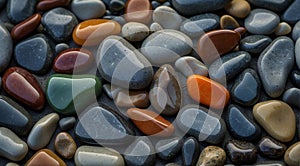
291;70;300;88
226;104;261;142
226;140;258;164
102;84;122;99
46;74;102;115
6;163;19;166
196;146;226;166
71;0;106;20
239;35;272;54
209;51;252;82
151;1;160;10
175;56;208;77
124;137;156;166
122;22;150;42
141;29;193;65
182;137;200;166
0;127;28;161
150;22;163;32
171;0;230;16
274;22;292;36
59;117;76;131
245;9;280;35
97;35;153;89
224;0;251;18
72;19;121;46
27;113;59;150
55;43;69;54
11;13;41;41
292;21;300;41
296;38;300;69
258;36;294;98
125;0;152;24
187;75;230;110
155;137;183;160
176;105;226;144
75;146;125;166
2;67;45;111
231;68;261;106
258;136;287;159
127;108;174;137
282;0;300;24
0;21;12;73
247;0;292;12
53;48;94;74
75;106;135;145
42;7;78;42
283;88;300;109
220;15;240;30
115;90;150;108
153;6;182;30
0;95;32;136
36;0;69;11
109;0;125;12
253;100;296;142
54;132;77;159
14;34;53;75
255;161;286;166
26;149;66;166
6;0;36;23
284;141;300;166
149;64;181;116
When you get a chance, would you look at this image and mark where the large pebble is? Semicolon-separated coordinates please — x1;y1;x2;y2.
155;137;183;160
226;140;257;164
26;149;66;166
122;22;149;42
175;56;208;77
71;0;106;20
258;136;286;159
196;146;226;166
225;0;251;18
153;6;182;30
282;0;300;24
182;137;200;166
247;0;292;12
283;88;300;109
6;0;36;23
125;0;152;24
284;141;300;166
0;21;12;73
54;132;77;159
239;35;272;54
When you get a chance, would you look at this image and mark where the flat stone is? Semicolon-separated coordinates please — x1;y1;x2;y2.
292;21;300;41
244;9;280;35
258;136;286;159
97;35;153;89
36;0;69;11
59;117;76;131
226;140;257;164
54;132;77;159
176;105;226;144
125;0;152;24
282;0;300;24
141;29;192;65
155;137;183;160
239;35;272;54
291;70;300;88
197;146;226;166
225;0;251;18
153;6;182;30
253;100;296;142
42;7;78;42
175;56;208;77
27;113;59;150
6;0;36;23
115;90;150;108
26;149;66;166
274;22;292;36
75;146;125;166
247;0;292;12
284;141;300;166
283;88;300;109
182;137;200;166
122;22;150;42
71;0;106;20
220;15;240;30
258;36;294;98
0;21;12;73
296;38;300;69
0;127;28;161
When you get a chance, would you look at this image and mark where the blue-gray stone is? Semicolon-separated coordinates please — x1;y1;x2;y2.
155;137;183;161
109;0;125;12
291;70;300;88
282;0;300;24
292;21;300;41
6;0;36;23
59;117;76;131
239;35;272;54
247;0;293;12
182;137;200;166
296;38;300;69
55;43;69;54
71;0;106;20
0;21;12;73
283;88;300;109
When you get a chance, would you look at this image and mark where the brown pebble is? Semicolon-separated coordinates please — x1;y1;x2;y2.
220;15;240;30
54;132;77;159
225;0;251;18
25;149;66;166
36;0;70;11
115;90;150;108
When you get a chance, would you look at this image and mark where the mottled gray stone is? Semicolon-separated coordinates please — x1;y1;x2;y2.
0;21;12;73
71;0;106;20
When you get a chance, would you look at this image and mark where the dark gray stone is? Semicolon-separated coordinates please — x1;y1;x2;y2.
292;21;300;41
55;43;69;54
226;140;258;164
247;0;292;12
0;21;12;73
283;88;300;109
71;0;106;20
291;70;300;88
255;161;286;166
258;136;286;159
239;35;272;54
296;38;300;69
6;0;36;23
282;0;300;24
182;137;200;166
59;117;76;131
155;137;183;161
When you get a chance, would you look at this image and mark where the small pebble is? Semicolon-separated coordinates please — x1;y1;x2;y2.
149;22;163;32
282;88;300;109
220;15;240;30
26;149;66;166
115;90;150;108
122;22;150;42
175;56;208;77
197;146;226;166
55;43;69;54
284;141;300;166
109;0;125;12
182;137;200;166
54;132;77;159
291;70;300;88
71;0;106;20
59;117;76;131
153;6;182;30
258;136;287;159
226;140;257;164
239;35;272;54
274;22;291;36
225;0;251;18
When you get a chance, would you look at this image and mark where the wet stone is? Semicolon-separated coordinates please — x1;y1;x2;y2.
226;140;258;164
152;6;182;30
36;0;70;11
224;0;251;18
125;0;152;24
6;0;36;23
109;0;125;12
291;70;300;88
292;21;300;41
175;56;208;77
239;35;272;54
248;0;292;12
115;90;150;108
220;15;239;30
55;43;69;54
197;146;226;166
59;117;76;131
255;161;286;166
71;0;106;20
296;38;300;69
54;132;77;159
182;137;200;166
122;22;150;42
284;141;300;166
258;136;286;159
282;0;300;24
274;22;291;36
150;22;163;32
155;137;183;160
0;21;12;73
283;88;300;109
26;149;66;166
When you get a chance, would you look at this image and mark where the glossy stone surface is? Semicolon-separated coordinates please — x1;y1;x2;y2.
2;67;45;111
71;0;106;20
274;22;292;36
283;88;300;109
282;0;300;24
46;74;101;115
247;0;292;12
122;22;149;42
225;0;251;18
182;137;200;166
75;106;135;145
55;43;69;54
125;0;152;24
36;0;69;11
155;137;183;160
197;146;226;166
54;132;77;159
115;90;149;108
258;136;286;159
226;140;257;164
26;149;66;166
150;22;163;32
59;117;76;131
291;70;300;88
0;21;13;73
220;15;239;30
239;35;272;54
153;6;182;30
255;161;286;166
6;0;36;23
292;21;300;41
284;141;300;166
296;38;300;69
97;35;153;90
175;56;208;77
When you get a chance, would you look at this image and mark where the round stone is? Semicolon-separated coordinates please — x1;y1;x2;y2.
274;22;291;36
153;6;182;30
0;21;13;73
54;132;77;159
284;142;300;166
55;43;69;54
150;22;163;32
122;22;150;42
71;0;106;20
226;140;257;164
109;0;125;12
59;117;76;131
197;146;226;166
225;0;251;18
220;15;240;30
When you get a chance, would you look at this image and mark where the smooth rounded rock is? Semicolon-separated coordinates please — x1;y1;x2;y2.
282;0;300;24
292;21;300;41
71;0;106;20
55;43;69;54
150;22;163;32
225;0;251;18
26;149;66;166
239;35;272;54
122;22;149;42
109;0;125;12
258;136;286;159
175;56;208;77
255;161;286;166
155;137;183;160
283;88;300;109
182;137;200;166
59;117;76;131
0;21;12;73
291;70;300;88
153;6;182;30
284;141;300;166
296;38;300;69
54;132;77;159
6;0;36;23
115;90;150;108
36;0;69;11
226;140;257;164
274;22;291;36
247;0;292;12
125;0;152;24
197;146;226;166
220;15;240;30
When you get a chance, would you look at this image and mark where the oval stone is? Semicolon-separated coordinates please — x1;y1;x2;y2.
59;117;76;131
220;15;240;30
0;21;13;73
247;0;292;12
283;88;300;109
36;0;69;11
152;6;182;30
239;35;272;54
225;0;251;18
274;22;292;36
155;137;183;160
258;136;286;159
2;67;45;111
125;0;152;24
115;90;150;108
292;21;300;41
6;0;36;23
197;146;226;166
226;140;257;164
71;0;106;20
296;38;300;69
182;137;200;166
122;22;149;42
26;149;66;166
284;141;300;166
54;132;77;159
175;56;208;77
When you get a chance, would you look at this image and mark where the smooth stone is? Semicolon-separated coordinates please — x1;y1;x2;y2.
11;13;41;41
141;29;193;65
27;113;59;150
97;35;153;89
26;149;66;166
6;0;36;23
102;84;122;99
6;163;19;166
283;88;300;109
226;140;257;164
291;70;300;88
180;13;219;38
36;0;69;11
176;105;226;144
258;136;286;159
73;19;121;46
171;0;230;16
224;0;251;18
292;21;300;41
258;36;294;97
53;48;94;74
151;1;160;9
153;6;182;30
75;146;125;166
150;22;163;32
231;68;261;106
124;137;156;166
55;43;69;54
226;104;261;142
149;64;181;116
296;38;300;69
253;100;296;142
155;137;182;161
196;146;226;166
2;67;45;111
59;117;76;131
239;35;272;54
0;127;28;161
0;21;12;73
46;74;102;115
182;137;200;166
244;9;280;35
247;0;292;12
175;56;208;77
115;90;150;108
284;141;300;166
0;95;32;136
127;108;174;137
187;75;230;110
282;0;300;24
209;51;251;82
122;22;150;42
125;0;152;24
0;0;5;8
71;0;106;20
75;106;135;145
14;34;53;75
220;15;240;30
274;22;291;36
54;132;77;159
255;161;286;166
109;0;125;12
42;7;78;42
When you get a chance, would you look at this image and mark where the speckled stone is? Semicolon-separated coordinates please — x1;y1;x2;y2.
71;0;106;20
220;15;239;30
197;146;226;166
6;0;36;23
0;21;12;73
59;117;76;131
282;0;300;24
239;35;272;54
226;140;257;164
26;149;66;166
175;56;208;77
54;132;77;159
274;22;291;36
122;22;150;42
155;137;183;160
283;88;300;109
247;0;292;12
182;137;200;166
153;6;182;30
258;136;286;159
284;141;300;166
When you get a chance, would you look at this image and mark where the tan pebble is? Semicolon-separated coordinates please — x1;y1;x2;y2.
225;0;251;18
197;146;226;166
274;22;292;36
54;132;77;159
284;141;300;166
220;15;240;30
122;22;150;42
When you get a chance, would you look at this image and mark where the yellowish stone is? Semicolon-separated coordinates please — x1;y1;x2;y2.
220;15;240;29
284;142;300;166
225;0;251;18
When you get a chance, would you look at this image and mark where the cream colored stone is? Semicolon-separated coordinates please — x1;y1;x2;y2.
284;142;300;166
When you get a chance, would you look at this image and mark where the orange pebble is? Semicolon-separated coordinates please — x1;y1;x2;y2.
125;0;152;24
25;149;66;166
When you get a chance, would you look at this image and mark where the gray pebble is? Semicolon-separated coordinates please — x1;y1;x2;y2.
71;0;106;20
153;6;182;30
59;117;76;131
283;88;300;109
0;21;12;73
122;22;150;42
296;38;300;69
6;163;19;166
175;56;208;77
150;22;163;32
292;21;300;41
55;43;69;54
